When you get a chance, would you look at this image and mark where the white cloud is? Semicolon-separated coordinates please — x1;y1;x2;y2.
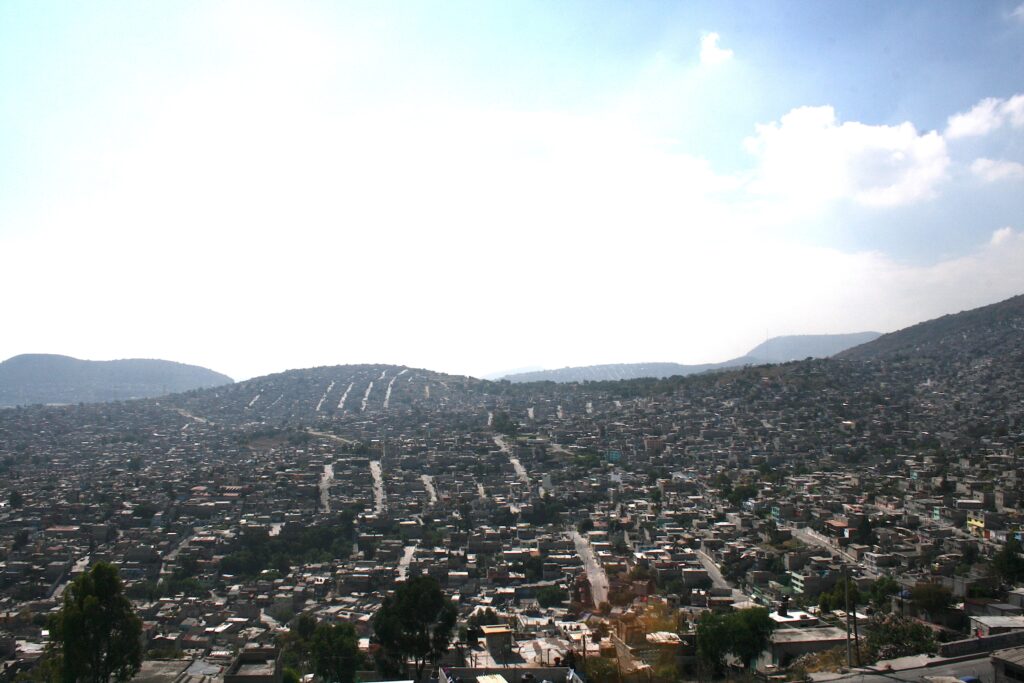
699;32;733;65
1;2;1021;380
1006;94;1024;127
1012;3;1024;21
743;105;949;207
991;226;1014;246
971;157;1024;182
946;93;1024;138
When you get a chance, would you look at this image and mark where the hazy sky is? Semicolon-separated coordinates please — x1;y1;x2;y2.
2;1;1024;381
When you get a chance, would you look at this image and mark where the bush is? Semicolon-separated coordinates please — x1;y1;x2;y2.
865;614;937;662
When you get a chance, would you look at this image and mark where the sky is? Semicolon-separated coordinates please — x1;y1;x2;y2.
2;1;1024;381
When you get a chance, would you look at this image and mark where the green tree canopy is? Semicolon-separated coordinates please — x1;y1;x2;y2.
467;608;503;628
730;608;774;669
910;583;952;615
726;483;757;507
311;622;361;683
869;576;901;607
372;576;457;680
536;586;569;608
295;613;318;641
50;562;142;683
993;537;1024;585
696;607;774;675
819;576;862;614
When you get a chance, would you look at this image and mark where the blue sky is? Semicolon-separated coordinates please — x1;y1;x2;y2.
2;1;1023;380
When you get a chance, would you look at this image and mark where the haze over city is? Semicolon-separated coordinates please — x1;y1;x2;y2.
5;5;1024;682
2;1;1023;380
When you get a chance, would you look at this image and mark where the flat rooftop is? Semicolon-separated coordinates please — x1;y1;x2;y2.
771;627;848;644
236;662;276;677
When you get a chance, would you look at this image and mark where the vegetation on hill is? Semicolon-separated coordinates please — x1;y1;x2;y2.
838;293;1024;360
0;354;232;406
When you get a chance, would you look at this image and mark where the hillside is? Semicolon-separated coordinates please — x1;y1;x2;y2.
746;332;881;362
168;363;492;425
0;354;233;406
837;294;1024;361
500;332;879;383
1;293;1020;464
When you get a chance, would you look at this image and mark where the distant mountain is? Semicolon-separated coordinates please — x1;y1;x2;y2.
0;354;233;407
837;294;1024;361
746;332;881;363
500;332;880;383
481;366;544;381
499;360;752;384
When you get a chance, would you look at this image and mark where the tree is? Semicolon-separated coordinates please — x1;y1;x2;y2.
372;576;456;680
696;611;731;676
50;562;142;683
819;577;861;614
295;613;318;641
696;608;774;675
869;576;901;608
851;518;875;545
730;608;774;669
280;612;318;672
13;529;30;550
536;586;569;608
467;608;502;628
910;583;952;616
491;412;519;436
726;483;757;507
311;623;361;683
992;537;1024;585
10;490;23;508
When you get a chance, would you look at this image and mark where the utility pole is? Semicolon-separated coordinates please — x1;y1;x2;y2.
852;582;861;667
844;564;852;669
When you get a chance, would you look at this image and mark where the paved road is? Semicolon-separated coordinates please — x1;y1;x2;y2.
308;429;355;445
397;545;416;581
789;527;867;570
695;549;748;603
319;463;334;513
494;435;530;485
421;474;438;505
175;408;212;425
571;530;610;606
370;460;385;514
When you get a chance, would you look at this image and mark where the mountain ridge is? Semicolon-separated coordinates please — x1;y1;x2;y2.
499;332;882;383
837;294;1024;361
0;354;233;407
